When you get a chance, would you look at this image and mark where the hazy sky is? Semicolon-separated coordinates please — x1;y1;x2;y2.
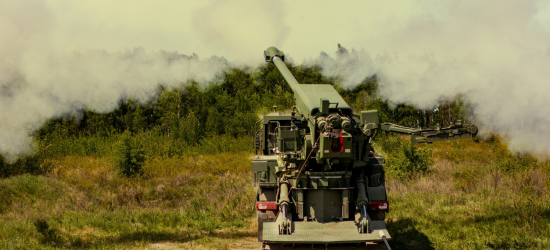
39;1;499;61
38;1;550;63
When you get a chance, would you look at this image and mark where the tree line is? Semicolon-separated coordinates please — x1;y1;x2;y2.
0;51;470;178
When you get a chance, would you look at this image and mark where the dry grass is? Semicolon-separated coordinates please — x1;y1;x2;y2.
144;152;252;177
0;152;256;249
3;134;550;249
385;137;550;249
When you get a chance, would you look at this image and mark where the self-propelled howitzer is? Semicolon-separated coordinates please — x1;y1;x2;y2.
252;47;478;249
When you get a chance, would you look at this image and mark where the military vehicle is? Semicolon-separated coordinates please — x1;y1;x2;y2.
252;47;478;249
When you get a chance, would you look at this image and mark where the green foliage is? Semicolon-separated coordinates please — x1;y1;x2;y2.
13;61;477;174
114;131;145;178
376;135;433;179
17;61;479;169
497;153;538;174
0;144;52;178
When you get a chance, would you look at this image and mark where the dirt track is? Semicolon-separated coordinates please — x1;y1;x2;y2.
143;237;260;250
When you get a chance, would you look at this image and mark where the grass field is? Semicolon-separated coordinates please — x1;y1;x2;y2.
1;136;549;249
383;137;550;250
0;151;256;249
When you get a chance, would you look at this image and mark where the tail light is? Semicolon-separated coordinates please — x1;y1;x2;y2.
256;201;277;210
369;201;389;210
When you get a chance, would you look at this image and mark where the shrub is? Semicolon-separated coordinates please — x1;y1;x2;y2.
114;131;145;178
497;154;538;174
376;135;433;179
0;143;52;178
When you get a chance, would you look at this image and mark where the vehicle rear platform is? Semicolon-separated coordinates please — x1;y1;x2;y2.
262;220;390;245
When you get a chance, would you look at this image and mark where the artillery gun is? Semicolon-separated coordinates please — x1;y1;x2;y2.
252;47;478;249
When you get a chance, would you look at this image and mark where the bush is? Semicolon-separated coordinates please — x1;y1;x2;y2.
497;154;538;174
376;135;433;179
0;145;52;178
114;131;145;178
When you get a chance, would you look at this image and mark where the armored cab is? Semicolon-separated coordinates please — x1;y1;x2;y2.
252;47;478;249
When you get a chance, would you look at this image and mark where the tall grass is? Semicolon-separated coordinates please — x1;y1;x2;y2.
3;130;550;249
375;134;433;179
382;136;550;249
38;131;253;160
0;150;255;249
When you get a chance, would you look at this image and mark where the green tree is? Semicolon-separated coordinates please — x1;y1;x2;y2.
181;111;201;144
114;131;145;178
131;106;147;133
156;90;184;138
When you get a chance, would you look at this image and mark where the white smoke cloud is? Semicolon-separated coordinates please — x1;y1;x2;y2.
0;0;227;161
305;0;550;155
3;0;550;159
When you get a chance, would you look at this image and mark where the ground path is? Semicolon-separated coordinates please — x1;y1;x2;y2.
143;237;260;250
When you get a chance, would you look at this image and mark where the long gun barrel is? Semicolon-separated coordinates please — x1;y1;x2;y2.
264;47;308;102
264;47;354;121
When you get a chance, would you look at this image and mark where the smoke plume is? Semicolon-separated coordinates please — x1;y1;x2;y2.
3;0;550;159
307;0;550;155
0;1;226;161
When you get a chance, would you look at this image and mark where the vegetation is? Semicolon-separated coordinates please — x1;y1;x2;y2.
0;165;254;249
375;135;433;180
0;47;549;249
114;131;146;178
381;137;550;250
